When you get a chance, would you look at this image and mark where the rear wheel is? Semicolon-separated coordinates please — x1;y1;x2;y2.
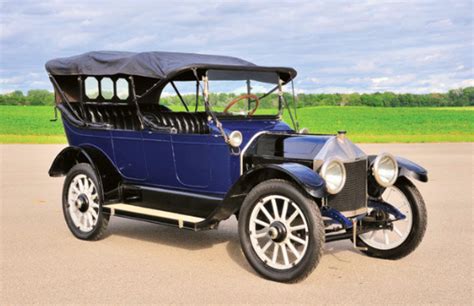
62;163;109;240
238;179;324;283
357;177;427;259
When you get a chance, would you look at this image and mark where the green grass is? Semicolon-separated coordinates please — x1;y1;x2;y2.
0;105;473;143
283;106;474;143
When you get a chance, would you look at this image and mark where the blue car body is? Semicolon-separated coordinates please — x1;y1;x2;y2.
61;117;293;197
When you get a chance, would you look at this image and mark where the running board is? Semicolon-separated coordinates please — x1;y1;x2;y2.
103;203;205;230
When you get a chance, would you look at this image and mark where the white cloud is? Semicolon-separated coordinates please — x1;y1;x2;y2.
0;0;472;94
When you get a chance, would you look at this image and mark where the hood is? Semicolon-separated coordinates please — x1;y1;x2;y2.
244;133;367;167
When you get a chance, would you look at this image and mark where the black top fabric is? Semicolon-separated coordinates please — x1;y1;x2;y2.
45;51;296;82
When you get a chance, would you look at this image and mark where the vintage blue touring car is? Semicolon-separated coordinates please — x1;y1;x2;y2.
46;51;428;282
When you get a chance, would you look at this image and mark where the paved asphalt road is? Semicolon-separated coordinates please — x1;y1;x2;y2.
1;143;472;304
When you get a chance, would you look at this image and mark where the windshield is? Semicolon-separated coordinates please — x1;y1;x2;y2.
207;70;281;117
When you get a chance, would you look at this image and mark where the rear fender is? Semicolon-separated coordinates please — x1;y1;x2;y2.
49;146;122;202
49;146;94;177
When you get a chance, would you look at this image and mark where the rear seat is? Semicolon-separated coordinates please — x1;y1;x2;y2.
68;103;209;134
83;104;141;130
142;110;209;134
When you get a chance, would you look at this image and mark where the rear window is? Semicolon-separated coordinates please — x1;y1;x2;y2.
84;77;129;101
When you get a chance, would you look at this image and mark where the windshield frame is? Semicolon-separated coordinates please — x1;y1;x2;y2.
198;69;299;130
204;69;284;118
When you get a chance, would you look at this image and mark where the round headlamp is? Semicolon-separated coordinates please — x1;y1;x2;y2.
320;159;346;194
228;130;243;147
372;153;398;187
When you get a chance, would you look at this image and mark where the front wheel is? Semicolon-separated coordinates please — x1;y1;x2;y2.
357;177;427;259
62;163;109;240
238;179;324;283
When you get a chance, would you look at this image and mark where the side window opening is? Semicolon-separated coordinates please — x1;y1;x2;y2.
160;81;205;112
85;77;99;99
83;76;130;102
116;78;129;100
101;77;114;100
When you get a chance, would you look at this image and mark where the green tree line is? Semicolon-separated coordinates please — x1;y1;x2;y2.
1;87;473;107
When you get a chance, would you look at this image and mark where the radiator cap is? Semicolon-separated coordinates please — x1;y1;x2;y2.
337;130;346;142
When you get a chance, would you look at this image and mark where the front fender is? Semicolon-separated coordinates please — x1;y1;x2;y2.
200;162;326;225
396;156;428;182
259;163;327;197
368;155;428;182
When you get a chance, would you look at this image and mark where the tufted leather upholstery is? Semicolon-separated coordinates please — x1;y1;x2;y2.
82;104;141;130
143;111;209;134
69;103;209;133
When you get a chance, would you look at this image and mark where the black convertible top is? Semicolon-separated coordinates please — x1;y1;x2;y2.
45;51;296;82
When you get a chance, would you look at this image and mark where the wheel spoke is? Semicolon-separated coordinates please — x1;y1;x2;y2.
271;243;279;263
87;212;94;228
260;205;274;223
281;200;289;221
253;229;268;239
281;244;290;266
286;210;299;226
68;197;76;207
290;224;307;232
69;207;79;225
393;225;403;238
79;214;86;230
261;240;273;253
271;198;279;220
289;234;307;246
383;230;390;245
90;202;99;209
286;240;301;259
88;179;95;193
72;185;80;194
254;218;269;227
77;178;84;192
83;178;90;193
89;208;98;220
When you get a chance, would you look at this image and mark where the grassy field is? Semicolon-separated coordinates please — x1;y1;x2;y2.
0;105;473;143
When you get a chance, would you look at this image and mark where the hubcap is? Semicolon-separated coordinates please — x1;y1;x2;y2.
248;195;309;270
269;221;287;243
67;174;100;233
359;186;413;250
75;194;89;212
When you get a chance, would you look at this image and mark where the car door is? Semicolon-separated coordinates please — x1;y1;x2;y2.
171;133;212;189
141;129;175;187
112;129;148;181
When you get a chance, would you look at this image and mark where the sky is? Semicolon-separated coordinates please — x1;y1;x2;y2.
0;0;473;94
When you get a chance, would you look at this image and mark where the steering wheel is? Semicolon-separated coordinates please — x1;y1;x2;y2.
223;94;260;116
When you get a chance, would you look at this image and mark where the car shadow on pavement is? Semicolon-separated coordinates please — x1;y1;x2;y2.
106;218;235;251
105;217;259;275
105;217;360;275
